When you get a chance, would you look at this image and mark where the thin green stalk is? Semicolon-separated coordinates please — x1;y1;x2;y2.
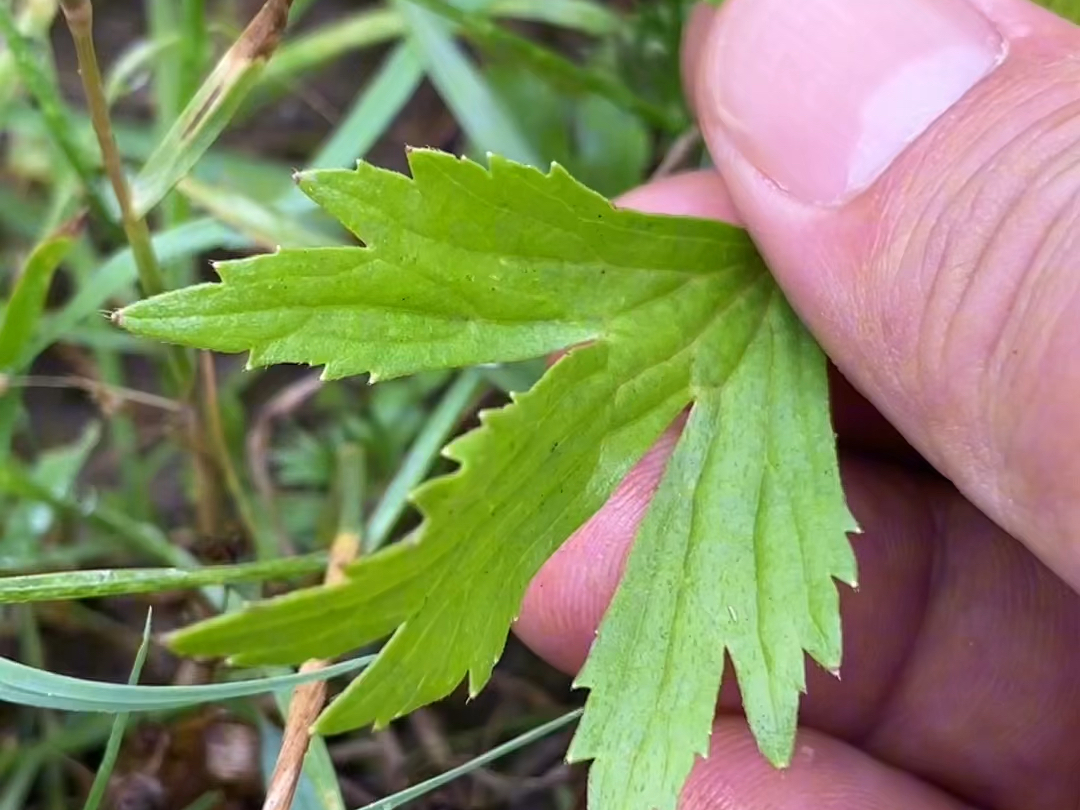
145;0;181;136
58;0;192;387
259;0;617;103
130;0;294;218
92;350;150;519
179;792;225;810
336;443;367;540
0;554;328;604
199;352;278;561
393;0;540;166
0;0;60;116
258;6;404;91
355;709;583;810
0;716;115;810
276;43;425;211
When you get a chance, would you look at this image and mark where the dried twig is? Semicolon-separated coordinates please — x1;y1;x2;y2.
650;127;702;180
261;528;359;810
0;373;185;413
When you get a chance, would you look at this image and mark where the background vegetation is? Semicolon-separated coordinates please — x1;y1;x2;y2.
0;0;701;807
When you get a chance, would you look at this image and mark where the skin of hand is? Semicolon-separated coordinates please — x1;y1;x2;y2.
512;0;1080;808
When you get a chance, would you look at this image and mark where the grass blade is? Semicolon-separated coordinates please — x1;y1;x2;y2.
0;653;373;712
277;43;425;212
0;462;196;567
409;0;679;132
130;0;291;217
303;43;423;173
393;0;540;166
179;791;225;810
356;709;583;810
105;37;172;104
80;611;154;810
0;554;328;602
0;421;101;563
261;0;616;99
177;177;344;248
259;7;404;92
0;3;110;223
0;217;80;372
0;716;114;810
492;0;617;35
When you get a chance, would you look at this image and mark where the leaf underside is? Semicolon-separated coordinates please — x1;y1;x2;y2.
119;149;857;810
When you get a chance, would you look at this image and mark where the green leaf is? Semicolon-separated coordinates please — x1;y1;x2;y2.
0;222;76;372
117;150;856;810
1036;0;1080;23
568;297;857;810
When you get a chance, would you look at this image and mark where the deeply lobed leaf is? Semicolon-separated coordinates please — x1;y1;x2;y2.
568;295;857;810
120;150;739;381
120;150;857;810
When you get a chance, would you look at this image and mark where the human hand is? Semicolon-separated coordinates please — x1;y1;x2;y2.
514;0;1080;807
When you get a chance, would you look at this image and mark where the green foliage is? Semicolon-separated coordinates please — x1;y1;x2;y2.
608;0;698;131
1;422;100;565
118;150;856;810
483;65;650;196
1037;0;1080;22
0;224;76;372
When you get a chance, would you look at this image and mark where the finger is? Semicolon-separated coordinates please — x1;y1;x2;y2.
614;169;742;223
678;719;976;810
691;0;1080;591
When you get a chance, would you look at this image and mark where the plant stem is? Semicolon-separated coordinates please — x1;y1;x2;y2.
199;352;275;560
58;0;192;387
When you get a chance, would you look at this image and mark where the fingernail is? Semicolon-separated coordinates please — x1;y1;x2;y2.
704;0;1005;204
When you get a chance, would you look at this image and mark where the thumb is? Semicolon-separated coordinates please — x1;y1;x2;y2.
691;0;1080;589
